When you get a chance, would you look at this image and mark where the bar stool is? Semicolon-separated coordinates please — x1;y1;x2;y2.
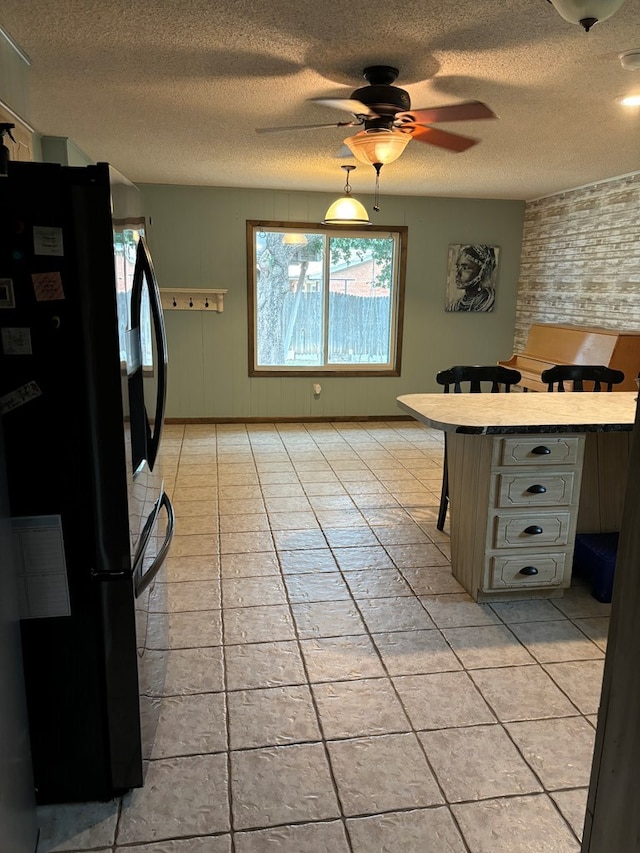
435;365;522;531
540;365;625;392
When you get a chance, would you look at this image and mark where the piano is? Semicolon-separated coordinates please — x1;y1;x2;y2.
499;323;640;392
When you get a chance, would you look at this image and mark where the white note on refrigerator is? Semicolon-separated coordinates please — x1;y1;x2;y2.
12;515;71;619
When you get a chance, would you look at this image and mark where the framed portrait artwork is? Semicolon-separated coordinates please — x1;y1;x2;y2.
445;244;500;312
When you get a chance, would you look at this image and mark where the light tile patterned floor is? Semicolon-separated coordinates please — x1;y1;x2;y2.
36;421;611;853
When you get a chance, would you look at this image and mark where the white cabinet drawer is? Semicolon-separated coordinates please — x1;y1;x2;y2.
497;436;581;466
494;472;576;508
487;553;568;590
492;511;572;548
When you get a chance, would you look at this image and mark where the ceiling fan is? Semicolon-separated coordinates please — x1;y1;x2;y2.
256;65;497;158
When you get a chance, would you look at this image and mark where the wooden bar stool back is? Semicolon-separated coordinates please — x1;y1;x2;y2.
434;365;522;531
540;364;625;392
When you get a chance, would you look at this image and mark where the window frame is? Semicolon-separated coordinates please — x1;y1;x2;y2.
246;220;408;377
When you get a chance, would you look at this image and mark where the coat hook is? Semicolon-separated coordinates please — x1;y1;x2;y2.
205;298;209;308
172;297;177;307
189;297;193;307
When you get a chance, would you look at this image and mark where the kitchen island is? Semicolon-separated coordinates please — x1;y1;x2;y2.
397;392;637;601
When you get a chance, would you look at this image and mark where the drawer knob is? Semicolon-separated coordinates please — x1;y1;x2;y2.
531;445;551;455
526;484;547;494
524;525;543;535
519;565;539;576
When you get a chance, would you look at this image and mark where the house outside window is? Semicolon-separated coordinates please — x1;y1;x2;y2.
247;221;408;376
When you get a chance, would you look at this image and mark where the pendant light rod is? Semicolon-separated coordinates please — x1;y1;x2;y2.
342;164;355;192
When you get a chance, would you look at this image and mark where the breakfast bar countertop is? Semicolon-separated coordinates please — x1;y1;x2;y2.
397;391;639;435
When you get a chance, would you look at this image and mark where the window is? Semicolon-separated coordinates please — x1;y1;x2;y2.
247;221;407;376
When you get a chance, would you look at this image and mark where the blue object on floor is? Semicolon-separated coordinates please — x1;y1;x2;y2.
573;532;619;603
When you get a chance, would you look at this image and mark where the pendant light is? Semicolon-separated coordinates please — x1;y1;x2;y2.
322;165;371;226
547;0;625;31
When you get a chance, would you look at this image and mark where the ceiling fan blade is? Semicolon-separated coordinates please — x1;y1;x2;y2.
397;101;496;126
310;98;380;119
335;144;354;158
256;120;360;134
408;125;479;152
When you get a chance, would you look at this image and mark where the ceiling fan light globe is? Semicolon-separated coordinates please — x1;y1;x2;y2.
322;196;371;226
344;131;411;166
548;0;625;29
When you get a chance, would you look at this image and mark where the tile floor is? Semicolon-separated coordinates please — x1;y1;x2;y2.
35;420;611;853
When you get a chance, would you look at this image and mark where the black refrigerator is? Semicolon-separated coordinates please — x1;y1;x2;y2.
0;417;38;850
0;161;174;804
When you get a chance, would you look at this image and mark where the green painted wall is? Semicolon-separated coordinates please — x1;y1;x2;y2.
0;28;29;119
40;135;94;167
140;184;525;419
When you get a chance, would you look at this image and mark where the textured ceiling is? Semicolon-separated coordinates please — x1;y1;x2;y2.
2;0;640;200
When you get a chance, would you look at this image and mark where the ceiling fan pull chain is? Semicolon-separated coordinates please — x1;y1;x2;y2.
373;162;382;212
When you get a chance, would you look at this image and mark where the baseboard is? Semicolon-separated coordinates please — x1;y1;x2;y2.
164;415;413;424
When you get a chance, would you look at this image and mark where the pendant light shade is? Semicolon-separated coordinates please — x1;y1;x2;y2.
323;195;371;226
547;0;625;31
322;165;371;226
343;130;411;166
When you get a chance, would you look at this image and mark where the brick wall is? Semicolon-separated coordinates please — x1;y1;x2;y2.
513;172;640;352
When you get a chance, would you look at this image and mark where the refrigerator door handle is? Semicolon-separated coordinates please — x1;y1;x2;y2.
145;242;168;471
134;492;174;598
90;491;160;582
130;235;168;472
